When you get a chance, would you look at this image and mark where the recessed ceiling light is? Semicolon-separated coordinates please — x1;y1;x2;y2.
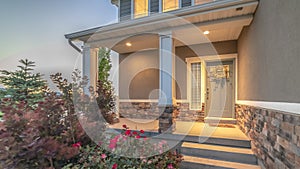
126;42;132;47
203;31;210;35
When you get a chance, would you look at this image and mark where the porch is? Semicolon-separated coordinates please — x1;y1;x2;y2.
109;117;248;141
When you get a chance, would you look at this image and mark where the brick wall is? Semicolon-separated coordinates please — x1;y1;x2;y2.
236;104;300;169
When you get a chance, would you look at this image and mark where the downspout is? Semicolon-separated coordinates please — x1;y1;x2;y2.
68;39;82;53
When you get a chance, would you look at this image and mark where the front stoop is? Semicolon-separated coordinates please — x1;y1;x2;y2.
180;141;261;169
204;117;237;124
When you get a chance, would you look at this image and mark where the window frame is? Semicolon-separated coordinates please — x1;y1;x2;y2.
131;0;150;19
159;0;182;13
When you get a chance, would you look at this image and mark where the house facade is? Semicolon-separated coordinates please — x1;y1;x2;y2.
65;0;300;168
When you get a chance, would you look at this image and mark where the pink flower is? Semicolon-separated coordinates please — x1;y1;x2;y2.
136;135;141;139
109;142;116;149
125;130;131;136
101;154;107;159
112;163;118;169
167;164;174;169
122;124;127;128
72;142;81;148
140;130;145;134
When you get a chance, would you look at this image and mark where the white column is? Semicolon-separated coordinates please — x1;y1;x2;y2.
82;45;98;94
159;31;176;106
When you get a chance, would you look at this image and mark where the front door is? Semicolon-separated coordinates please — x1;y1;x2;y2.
205;60;235;118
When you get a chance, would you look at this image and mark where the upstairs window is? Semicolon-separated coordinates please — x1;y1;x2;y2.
162;0;179;12
134;0;149;18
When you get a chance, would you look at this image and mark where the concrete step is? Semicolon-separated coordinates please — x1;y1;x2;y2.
180;155;261;169
204;117;237;124
181;142;257;165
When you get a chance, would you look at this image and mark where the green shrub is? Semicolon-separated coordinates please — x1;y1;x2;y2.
97;48;116;124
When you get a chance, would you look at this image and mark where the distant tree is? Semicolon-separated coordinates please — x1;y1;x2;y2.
0;59;46;107
96;48;116;123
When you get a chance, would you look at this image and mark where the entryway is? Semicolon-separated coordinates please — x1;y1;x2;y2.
204;59;236;124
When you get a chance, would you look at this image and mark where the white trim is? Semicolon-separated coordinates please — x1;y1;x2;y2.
176;99;189;103
119;99;158;102
191;0;195;6
236;100;300;115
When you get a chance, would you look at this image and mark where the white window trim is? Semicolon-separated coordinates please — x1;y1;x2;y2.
186;54;238;111
131;0;151;19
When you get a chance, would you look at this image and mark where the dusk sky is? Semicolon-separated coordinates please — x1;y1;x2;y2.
0;0;118;88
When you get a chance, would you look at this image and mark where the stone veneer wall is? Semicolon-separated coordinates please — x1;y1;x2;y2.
236;104;300;169
119;102;204;122
176;103;204;122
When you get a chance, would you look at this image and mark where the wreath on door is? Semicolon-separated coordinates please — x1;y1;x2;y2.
208;65;230;90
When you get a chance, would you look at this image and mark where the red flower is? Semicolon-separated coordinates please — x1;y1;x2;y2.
132;131;138;135
125;130;131;136
72;142;81;148
140;130;145;134
112;163;118;169
136;135;141;139
122;124;127;128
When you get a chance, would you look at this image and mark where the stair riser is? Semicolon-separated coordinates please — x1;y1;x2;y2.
181;148;257;165
184;136;251;148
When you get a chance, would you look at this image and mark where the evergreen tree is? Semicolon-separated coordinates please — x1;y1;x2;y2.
0;59;46;107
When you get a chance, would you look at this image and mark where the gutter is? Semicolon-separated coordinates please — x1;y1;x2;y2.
68;39;82;53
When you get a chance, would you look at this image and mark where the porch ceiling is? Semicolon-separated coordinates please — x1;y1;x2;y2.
65;0;258;53
112;15;252;54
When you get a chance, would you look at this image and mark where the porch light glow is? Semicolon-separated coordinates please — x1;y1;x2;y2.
203;31;210;35
126;42;132;47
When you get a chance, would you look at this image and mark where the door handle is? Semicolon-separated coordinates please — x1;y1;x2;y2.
206;88;209;100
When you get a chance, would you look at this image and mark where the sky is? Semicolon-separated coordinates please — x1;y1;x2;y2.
0;0;118;89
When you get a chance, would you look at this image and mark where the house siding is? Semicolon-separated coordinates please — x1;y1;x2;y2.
150;0;160;14
120;0;131;21
181;0;192;8
238;0;300;103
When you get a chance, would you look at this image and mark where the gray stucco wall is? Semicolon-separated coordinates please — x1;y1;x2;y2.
119;40;237;100
238;0;300;103
119;50;159;100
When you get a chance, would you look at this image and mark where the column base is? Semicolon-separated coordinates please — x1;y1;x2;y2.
158;105;178;133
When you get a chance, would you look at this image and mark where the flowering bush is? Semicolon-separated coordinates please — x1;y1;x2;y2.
63;125;183;169
0;69;105;168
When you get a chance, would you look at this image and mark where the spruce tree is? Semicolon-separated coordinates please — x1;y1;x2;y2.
0;59;46;107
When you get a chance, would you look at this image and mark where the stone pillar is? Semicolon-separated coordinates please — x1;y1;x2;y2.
158;105;178;133
158;31;176;133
